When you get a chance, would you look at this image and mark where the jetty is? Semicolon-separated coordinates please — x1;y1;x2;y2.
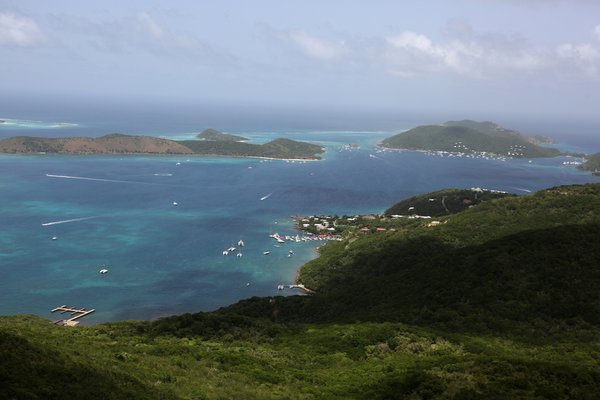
277;284;314;294
50;305;95;327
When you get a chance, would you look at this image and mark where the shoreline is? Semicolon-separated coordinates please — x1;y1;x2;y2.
0;151;324;162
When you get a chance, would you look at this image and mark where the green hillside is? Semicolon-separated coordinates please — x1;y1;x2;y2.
385;188;513;217
179;137;325;159
579;152;600;175
196;128;248;142
381;120;561;158
2;183;600;399
0;134;325;159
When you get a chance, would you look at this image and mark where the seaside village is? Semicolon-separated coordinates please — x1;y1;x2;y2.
293;211;444;236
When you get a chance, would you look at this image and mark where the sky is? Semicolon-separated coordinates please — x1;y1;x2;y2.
2;0;600;122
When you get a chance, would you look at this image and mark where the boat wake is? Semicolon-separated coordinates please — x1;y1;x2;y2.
46;174;155;185
260;193;273;201
42;216;99;226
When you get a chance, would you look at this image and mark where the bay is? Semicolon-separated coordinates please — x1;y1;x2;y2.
0;128;599;324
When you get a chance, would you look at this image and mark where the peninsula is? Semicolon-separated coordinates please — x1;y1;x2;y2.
381;120;562;158
0;132;325;160
579;152;600;175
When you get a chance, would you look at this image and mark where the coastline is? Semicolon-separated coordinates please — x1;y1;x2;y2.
0;150;324;162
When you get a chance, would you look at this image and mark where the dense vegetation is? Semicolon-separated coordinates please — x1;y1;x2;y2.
381;120;561;158
180;137;325;159
0;134;325;159
196;128;248;142
579;152;600;175
0;133;194;154
2;183;600;399
385;188;513;217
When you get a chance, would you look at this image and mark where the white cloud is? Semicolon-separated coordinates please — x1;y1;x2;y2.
289;31;347;60
283;23;548;79
383;29;545;78
557;43;600;61
0;12;43;47
556;42;600;76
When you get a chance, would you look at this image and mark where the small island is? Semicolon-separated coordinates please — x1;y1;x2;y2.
381;120;562;158
196;128;248;142
0;132;325;160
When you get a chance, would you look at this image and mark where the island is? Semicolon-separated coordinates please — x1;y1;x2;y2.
381;120;562;158
0;133;325;160
2;183;600;398
579;152;600;175
196;128;248;142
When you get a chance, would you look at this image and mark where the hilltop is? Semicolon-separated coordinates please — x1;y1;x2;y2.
381;120;562;158
0;133;193;155
196;128;248;142
384;187;513;217
0;134;325;160
1;183;600;398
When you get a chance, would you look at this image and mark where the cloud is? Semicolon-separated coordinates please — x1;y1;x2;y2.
44;10;232;65
283;23;548;79
556;42;600;76
288;30;347;61
554;25;600;77
0;12;43;47
383;29;545;78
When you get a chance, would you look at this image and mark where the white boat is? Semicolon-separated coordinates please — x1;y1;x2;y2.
238;240;245;247
172;201;178;206
228;246;236;252
222;251;229;256
263;251;270;255
51;236;58;240
99;268;108;274
237;253;243;258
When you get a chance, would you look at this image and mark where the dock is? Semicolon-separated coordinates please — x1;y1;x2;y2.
50;305;95;326
277;284;314;294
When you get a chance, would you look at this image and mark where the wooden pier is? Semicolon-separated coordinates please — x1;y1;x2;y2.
50;305;95;326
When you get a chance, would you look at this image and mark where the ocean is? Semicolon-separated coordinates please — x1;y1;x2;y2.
1;105;599;324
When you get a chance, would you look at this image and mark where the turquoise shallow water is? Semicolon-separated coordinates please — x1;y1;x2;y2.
1;130;599;324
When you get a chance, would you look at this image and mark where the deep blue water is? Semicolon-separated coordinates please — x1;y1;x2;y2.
1;112;600;324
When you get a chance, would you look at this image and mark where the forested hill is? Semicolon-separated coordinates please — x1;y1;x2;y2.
196;128;248;142
579;152;600;175
0;134;325;159
2;183;600;399
381;120;562;158
384;187;513;217
178;137;325;159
